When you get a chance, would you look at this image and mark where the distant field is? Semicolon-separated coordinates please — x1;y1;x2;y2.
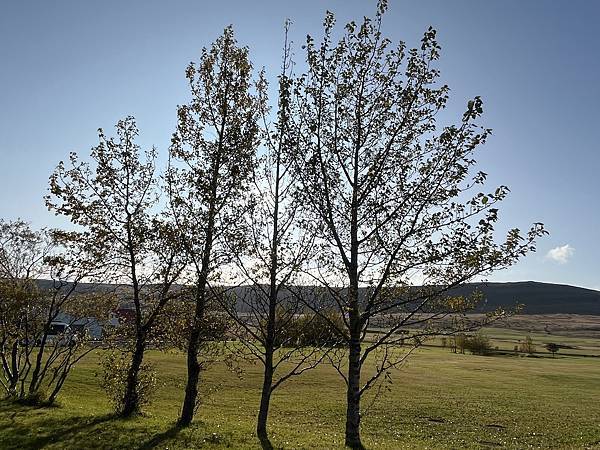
0;326;599;449
485;314;600;339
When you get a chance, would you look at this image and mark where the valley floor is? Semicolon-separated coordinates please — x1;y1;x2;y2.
0;328;599;449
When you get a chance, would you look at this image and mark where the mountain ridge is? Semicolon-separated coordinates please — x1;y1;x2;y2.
447;281;600;315
32;279;600;315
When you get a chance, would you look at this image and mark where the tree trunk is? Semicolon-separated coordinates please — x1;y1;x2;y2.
179;275;208;426
179;325;201;426
178;120;221;426
256;126;281;450
257;349;274;449
345;334;363;449
344;124;363;448
47;369;68;405
28;333;48;396
121;332;146;417
7;340;19;396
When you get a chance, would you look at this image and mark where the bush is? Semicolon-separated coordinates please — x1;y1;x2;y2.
464;332;493;356
519;335;536;355
98;351;157;415
276;310;348;348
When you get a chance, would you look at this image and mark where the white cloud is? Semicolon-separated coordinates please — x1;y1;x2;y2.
546;244;575;264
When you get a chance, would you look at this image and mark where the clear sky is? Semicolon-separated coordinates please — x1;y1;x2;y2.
1;1;598;289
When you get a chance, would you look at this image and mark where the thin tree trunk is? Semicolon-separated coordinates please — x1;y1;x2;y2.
178;278;208;425
179;325;201;426
176;61;237;425
8;340;19;396
344;110;364;448
122;204;145;417
179;114;222;425
121;332;146;417
179;279;207;426
256;138;281;448
47;369;68;405
28;333;48;396
345;329;363;449
257;351;274;449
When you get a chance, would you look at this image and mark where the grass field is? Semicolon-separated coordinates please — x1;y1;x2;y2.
1;329;599;449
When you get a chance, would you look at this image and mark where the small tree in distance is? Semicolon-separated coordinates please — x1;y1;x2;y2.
545;342;560;358
451;334;467;354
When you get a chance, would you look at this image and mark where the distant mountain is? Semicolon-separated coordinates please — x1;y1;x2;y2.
31;280;600;315
448;281;600;315
233;281;600;315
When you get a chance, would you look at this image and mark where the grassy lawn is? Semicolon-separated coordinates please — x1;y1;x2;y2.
1;334;599;449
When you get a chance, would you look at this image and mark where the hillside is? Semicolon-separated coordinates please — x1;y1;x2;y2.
32;280;600;315
450;281;600;315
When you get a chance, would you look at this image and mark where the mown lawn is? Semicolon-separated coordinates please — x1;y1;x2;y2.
0;342;599;449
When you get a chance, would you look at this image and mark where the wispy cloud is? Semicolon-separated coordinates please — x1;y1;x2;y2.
546;244;575;264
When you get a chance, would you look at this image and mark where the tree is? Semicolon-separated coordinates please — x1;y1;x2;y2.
219;24;336;448
289;3;547;447
453;334;467;354
0;220;113;404
544;342;559;358
47;117;185;416
167;26;261;426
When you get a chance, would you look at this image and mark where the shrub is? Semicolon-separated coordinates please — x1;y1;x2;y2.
519;335;536;355
276;310;348;348
98;351;157;415
464;332;493;356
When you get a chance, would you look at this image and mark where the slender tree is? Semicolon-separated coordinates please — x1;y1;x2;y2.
220;24;332;448
47;117;185;416
290;3;547;447
167;26;261;426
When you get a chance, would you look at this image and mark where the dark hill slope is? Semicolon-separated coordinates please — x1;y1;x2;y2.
30;280;600;315
449;281;600;315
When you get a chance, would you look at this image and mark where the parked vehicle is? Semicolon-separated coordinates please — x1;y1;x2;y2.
44;321;75;346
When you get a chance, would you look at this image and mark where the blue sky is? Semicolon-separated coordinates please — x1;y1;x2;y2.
1;1;598;289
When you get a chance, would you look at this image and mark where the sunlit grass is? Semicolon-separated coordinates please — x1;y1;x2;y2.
1;331;599;449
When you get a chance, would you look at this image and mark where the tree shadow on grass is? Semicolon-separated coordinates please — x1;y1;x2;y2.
137;424;181;450
0;402;232;449
0;402;182;449
258;435;274;450
0;404;116;449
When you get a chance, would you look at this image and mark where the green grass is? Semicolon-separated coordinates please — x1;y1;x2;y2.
1;336;599;449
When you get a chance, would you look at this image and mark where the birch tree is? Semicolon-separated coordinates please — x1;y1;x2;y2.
220;25;334;448
167;26;261;426
291;3;547;447
47;117;185;416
